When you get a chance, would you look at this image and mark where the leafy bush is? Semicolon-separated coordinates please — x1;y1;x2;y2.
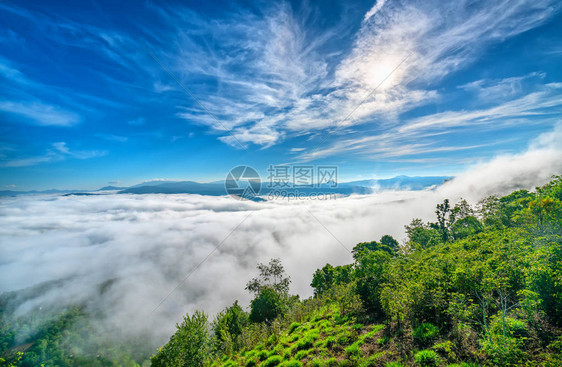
288;322;301;334
481;335;525;365
294;349;310;360
280;360;303;367
432;340;456;361
489;316;528;338
352;323;364;330
261;354;283;367
345;342;362;358
414;350;440;366
336;330;353;345
377;336;389;345
413;323;440;345
296;335;315;350
257;350;270;361
324;336;337;348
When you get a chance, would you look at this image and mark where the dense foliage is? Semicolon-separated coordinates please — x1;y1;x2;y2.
1;176;561;366
150;176;562;366
0;305;151;366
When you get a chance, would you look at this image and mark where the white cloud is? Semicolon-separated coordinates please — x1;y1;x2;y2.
1;142;106;167
363;0;387;23
95;133;129;143
159;1;559;149
300;82;562;161
127;117;145;126
0;100;80;127
2;1;556;152
160;0;558;149
458;72;545;102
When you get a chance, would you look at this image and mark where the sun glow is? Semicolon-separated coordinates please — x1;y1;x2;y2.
367;55;403;90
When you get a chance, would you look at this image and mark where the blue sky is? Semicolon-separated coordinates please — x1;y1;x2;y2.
0;0;561;190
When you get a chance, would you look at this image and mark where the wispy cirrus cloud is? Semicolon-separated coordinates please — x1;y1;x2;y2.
0;100;80;127
0;59;81;127
0;0;560;174
399;83;562;134
300;82;562;161
155;0;558;150
458;72;546;102
0;142;106;167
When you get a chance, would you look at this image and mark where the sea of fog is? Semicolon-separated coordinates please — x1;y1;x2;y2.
0;126;561;348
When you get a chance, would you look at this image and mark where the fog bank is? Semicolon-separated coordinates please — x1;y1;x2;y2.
0;127;561;347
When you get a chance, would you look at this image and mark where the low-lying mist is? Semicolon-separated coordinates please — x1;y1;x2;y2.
1;126;561;351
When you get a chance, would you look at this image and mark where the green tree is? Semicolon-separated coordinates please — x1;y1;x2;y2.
245;258;290;296
212;301;249;354
352;236;399;258
151;311;210;367
405;218;441;248
249;287;285;324
450;215;483;240
380;235;400;254
353;249;391;317
431;199;454;242
310;264;353;297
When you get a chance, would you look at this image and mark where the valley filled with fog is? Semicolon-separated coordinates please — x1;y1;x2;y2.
1;127;561;349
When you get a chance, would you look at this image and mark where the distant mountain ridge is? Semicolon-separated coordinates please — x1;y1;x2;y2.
340;175;451;191
0;175;452;197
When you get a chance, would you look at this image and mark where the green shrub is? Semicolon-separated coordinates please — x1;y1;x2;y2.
288;333;300;342
245;350;256;358
336;330;353;345
314;339;325;348
352;323;364;330
318;320;332;330
245;358;258;367
294;349;310;360
385;363;406;367
279;360;303;367
261;354;283;367
432;340;456;361
296;337;313;350
257;350;270;361
289;322;301;334
311;357;339;367
377;336;389;345
413;323;440;345
481;334;525;365
345;342;362;357
324;336;337;348
415;350;440;366
489;316;528;338
268;333;277;346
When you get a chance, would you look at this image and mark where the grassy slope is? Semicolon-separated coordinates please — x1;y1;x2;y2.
213;305;389;367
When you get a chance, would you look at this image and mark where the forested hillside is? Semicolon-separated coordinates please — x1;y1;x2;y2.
151;177;562;367
1;177;561;366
